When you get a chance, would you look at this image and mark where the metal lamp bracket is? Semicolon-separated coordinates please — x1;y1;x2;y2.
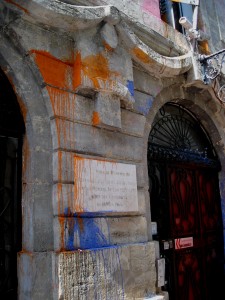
199;49;225;102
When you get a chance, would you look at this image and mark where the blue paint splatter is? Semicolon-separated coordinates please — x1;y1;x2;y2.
64;209;109;250
137;96;153;116
116;247;124;299
126;80;134;96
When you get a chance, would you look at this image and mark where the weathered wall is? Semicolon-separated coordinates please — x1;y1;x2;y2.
0;4;162;298
199;1;225;53
1;0;225;300
81;0;161;19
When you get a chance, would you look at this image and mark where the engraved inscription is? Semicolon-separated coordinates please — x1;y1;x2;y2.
74;157;138;212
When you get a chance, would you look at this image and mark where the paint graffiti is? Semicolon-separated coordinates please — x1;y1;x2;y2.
132;47;153;64
32;49;121;92
137;96;153;115
31;50;73;90
64;211;109;250
92;111;101;126
126;80;134;97
46;86;76;119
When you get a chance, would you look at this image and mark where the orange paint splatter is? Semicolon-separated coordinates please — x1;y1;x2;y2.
74;156;85;212
199;41;210;55
55;119;61;148
57;183;63;216
132;47;152;64
77;214;84;232
92;111;100;126
82;53;110;89
5;0;29;14
32;49;119;92
58;151;63;182
103;41;114;52
58;217;65;251
73;52;82;89
46;86;76;120
31;50;73;89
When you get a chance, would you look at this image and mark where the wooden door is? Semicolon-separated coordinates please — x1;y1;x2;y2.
165;164;224;300
148;103;224;300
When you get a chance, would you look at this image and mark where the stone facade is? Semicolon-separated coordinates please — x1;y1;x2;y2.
1;0;225;299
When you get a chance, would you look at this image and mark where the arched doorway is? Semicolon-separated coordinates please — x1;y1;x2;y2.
148;103;224;300
0;70;24;299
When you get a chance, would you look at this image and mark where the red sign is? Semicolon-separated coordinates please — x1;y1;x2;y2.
175;237;193;250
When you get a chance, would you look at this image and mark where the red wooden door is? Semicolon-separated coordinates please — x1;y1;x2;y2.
148;103;224;299
165;164;224;300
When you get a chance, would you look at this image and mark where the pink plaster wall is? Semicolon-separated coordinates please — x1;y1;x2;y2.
141;0;161;18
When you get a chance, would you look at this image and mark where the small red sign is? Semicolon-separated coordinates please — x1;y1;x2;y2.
175;237;193;250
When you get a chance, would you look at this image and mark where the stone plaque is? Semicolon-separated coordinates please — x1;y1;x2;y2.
74;156;138;212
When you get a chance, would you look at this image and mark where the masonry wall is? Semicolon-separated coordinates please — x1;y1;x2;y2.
6;14;161;300
1;1;225;300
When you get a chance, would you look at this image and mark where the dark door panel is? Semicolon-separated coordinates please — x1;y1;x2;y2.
167;166;199;237
0;70;24;299
150;162;224;300
0;137;22;299
148;103;224;300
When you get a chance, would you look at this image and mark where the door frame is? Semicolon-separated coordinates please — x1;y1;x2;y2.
148;102;225;300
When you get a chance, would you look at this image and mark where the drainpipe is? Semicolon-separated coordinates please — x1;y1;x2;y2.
160;0;175;28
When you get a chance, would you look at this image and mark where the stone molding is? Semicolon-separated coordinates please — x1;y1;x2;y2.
116;20;192;77
3;0;193;79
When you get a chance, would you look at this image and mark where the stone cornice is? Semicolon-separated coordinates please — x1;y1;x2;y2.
116;20;192;77
2;0;192;78
2;0;120;30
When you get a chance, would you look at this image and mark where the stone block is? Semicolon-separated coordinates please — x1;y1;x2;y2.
73;156;138;213
31;50;74;90
30;116;52;150
57;247;125;300
32;183;53;251
137;189;148;214
53;152;149;190
93;92;121;129
133;67;162;96
121;108;146;137
12;19;73;61
18;251;54;300
46;86;94;123
53;151;74;183
126;242;157;295
133;90;154;116
23;148;52;184
55;242;157;300
100;22;118;50
52;120;144;161
53;183;145;217
54;216;147;251
136;162;149;189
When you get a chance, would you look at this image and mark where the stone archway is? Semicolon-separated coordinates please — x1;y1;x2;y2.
0;34;55;299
